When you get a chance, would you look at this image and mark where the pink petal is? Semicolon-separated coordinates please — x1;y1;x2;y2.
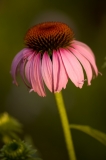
72;40;95;58
19;59;29;87
60;49;78;87
11;48;32;85
30;56;40;94
53;50;68;92
60;48;84;88
71;40;98;75
42;52;53;92
32;53;46;97
57;51;68;91
52;50;59;91
70;48;93;85
25;53;35;87
20;53;35;89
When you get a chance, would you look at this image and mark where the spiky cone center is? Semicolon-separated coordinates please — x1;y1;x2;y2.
25;22;74;52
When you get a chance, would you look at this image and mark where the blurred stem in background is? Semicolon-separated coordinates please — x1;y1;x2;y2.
54;92;76;160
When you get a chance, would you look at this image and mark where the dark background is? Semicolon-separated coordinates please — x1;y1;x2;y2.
0;0;106;159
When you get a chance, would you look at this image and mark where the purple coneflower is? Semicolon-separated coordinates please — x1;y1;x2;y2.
11;22;98;97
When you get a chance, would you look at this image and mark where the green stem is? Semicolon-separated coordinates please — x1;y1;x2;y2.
54;92;76;160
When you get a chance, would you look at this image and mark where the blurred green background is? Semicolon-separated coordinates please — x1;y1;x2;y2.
0;0;106;159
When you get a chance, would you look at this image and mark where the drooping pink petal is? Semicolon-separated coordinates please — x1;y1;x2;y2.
70;48;93;85
32;53;46;97
29;56;37;93
24;53;35;87
42;52;53;92
19;53;35;89
60;48;84;88
60;49;78;87
19;59;29;87
53;50;68;92
57;52;68;90
11;48;32;85
71;40;98;75
52;50;59;91
72;40;95;58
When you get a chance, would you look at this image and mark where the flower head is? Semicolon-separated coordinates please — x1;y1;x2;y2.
0;140;39;160
11;22;98;97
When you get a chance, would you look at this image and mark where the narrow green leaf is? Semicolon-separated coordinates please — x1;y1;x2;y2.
70;124;106;146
